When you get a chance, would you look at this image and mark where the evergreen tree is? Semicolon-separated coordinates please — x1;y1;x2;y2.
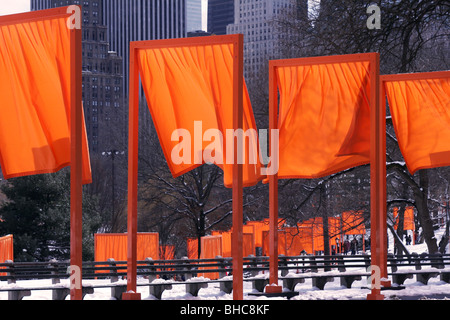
0;170;101;262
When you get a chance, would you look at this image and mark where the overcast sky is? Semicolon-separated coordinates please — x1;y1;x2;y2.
0;0;207;28
0;1;315;29
0;0;30;16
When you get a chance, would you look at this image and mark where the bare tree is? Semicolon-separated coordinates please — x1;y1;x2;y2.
269;0;449;254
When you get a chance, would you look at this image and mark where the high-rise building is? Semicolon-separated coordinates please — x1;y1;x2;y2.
208;0;234;35
31;0;188;149
30;0;125;154
187;0;203;32
102;0;187;99
227;0;307;78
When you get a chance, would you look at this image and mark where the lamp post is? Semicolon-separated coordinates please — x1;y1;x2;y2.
102;149;125;231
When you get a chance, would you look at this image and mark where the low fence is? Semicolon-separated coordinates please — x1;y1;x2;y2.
1;253;449;300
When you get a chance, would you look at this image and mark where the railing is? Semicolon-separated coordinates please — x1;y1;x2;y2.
1;253;450;300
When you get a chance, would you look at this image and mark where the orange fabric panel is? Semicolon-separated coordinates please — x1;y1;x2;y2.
243;224;255;236
243;233;255;257
262;230;287;256
342;211;366;235
94;233;159;263
328;217;341;251
275;61;371;179
285;227;305;256
385;76;450;174
301;218;325;252
187;238;198;259
137;42;263;188
312;219;324;252
246;221;270;248
199;235;222;279
159;245;175;260
328;217;341;238
242;225;255;255
393;207;415;231
404;207;415;231
0;14;91;184
221;231;232;257
0;235;13;276
211;230;232;257
293;225;314;255
298;226;314;255
393;207;399;230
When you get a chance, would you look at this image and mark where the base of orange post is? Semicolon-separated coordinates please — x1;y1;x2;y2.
367;289;384;300
265;285;282;294
122;292;142;300
381;279;391;288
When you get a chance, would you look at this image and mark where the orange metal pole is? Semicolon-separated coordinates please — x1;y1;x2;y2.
123;44;141;300
69;14;83;301
378;80;390;288
367;53;389;300
231;34;244;300
267;61;282;294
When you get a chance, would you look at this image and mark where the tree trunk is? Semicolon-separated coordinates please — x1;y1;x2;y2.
395;204;406;257
196;210;206;259
414;170;439;254
387;223;410;257
438;208;449;254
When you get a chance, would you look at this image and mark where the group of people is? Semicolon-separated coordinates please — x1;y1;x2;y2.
405;234;412;245
331;236;369;255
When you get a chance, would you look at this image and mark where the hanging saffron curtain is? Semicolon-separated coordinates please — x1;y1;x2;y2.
0;14;91;184
342;211;366;235
285;227;307;256
393;207;415;231
243;233;255;257
199;235;223;279
211;230;232;257
187;238;198;259
0;235;13;277
262;230;287;256
137;43;263;188
384;74;450;174
404;207;415;231
246;220;270;248
294;224;314;255
94;233;159;273
159;245;175;260
328;217;341;252
275;61;371;179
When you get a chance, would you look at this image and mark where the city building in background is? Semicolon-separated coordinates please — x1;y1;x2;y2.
208;0;234;35
31;0;191;150
187;0;203;31
30;0;125;154
227;0;307;78
102;0;187;100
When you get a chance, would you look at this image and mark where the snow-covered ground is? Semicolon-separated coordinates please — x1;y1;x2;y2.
1;227;449;301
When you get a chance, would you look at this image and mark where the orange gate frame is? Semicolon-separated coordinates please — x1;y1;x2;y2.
127;35;245;300
0;7;84;300
382;70;449;259
269;53;388;299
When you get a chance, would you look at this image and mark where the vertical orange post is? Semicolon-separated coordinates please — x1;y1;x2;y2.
267;61;282;293
231;34;244;300
123;43;141;300
69;8;83;301
367;53;390;300
378;80;390;289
